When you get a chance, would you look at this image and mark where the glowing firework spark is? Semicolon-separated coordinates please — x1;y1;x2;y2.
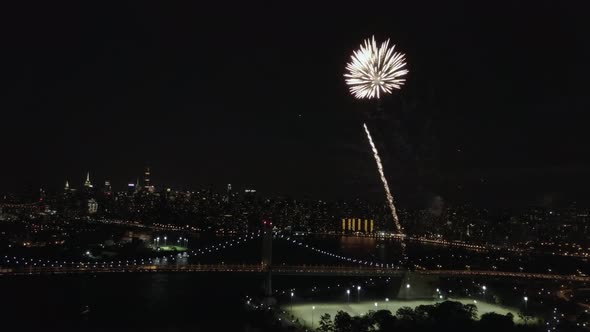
363;123;403;234
344;36;408;99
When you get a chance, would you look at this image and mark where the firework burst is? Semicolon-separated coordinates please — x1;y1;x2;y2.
344;36;408;99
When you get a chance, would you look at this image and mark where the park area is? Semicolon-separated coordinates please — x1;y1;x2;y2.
286;298;531;328
156;245;187;252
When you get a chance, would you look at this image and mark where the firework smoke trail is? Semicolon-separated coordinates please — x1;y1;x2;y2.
363;123;404;235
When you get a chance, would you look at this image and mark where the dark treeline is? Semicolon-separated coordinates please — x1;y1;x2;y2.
319;301;538;332
249;300;544;332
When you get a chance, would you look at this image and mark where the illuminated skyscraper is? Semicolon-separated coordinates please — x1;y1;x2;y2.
244;189;259;232
127;182;136;195
143;166;155;193
39;188;46;203
225;183;232;202
103;180;112;196
64;180;70;192
84;172;93;188
87;198;98;214
144;166;151;190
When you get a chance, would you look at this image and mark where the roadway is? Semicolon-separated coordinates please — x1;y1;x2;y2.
2;264;590;282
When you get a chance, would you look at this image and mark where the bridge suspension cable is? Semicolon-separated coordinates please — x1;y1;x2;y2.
1;230;263;269
274;234;400;269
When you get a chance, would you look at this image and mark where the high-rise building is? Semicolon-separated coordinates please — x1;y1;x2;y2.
127;183;136;195
103;180;112;196
64;180;70;192
144;167;150;190
224;183;232;203
39;188;46;203
87;199;98;214
84;172;93;188
143;166;155;193
244;189;259;232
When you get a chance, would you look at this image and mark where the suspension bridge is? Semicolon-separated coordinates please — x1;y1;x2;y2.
2;223;589;297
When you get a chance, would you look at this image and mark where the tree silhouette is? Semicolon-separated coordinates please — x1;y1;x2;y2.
317;313;334;332
480;312;515;331
334;311;352;332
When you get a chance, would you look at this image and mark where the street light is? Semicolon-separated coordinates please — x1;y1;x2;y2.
291;292;294;311
385;297;389;310
164;236;167;246
374;302;378;307
357;286;361;303
346;289;350;303
523;296;529;325
312;306;315;328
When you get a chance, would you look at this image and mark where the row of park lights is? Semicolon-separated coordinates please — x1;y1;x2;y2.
287;282;529;328
290;283;396;306
153;236;189;248
275;277;386;305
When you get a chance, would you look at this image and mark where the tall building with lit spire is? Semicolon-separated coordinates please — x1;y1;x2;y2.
84;172;93;188
64;180;70;192
225;183;232;203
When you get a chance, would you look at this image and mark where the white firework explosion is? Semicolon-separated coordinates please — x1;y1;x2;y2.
345;36;408;99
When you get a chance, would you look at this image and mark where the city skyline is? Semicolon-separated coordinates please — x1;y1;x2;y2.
6;163;590;209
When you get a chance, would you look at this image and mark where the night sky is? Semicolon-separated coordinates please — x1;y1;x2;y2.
1;1;589;207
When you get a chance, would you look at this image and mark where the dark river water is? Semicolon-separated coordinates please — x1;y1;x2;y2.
1;273;258;331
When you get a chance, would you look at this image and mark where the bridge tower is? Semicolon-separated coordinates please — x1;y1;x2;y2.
261;220;273;298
